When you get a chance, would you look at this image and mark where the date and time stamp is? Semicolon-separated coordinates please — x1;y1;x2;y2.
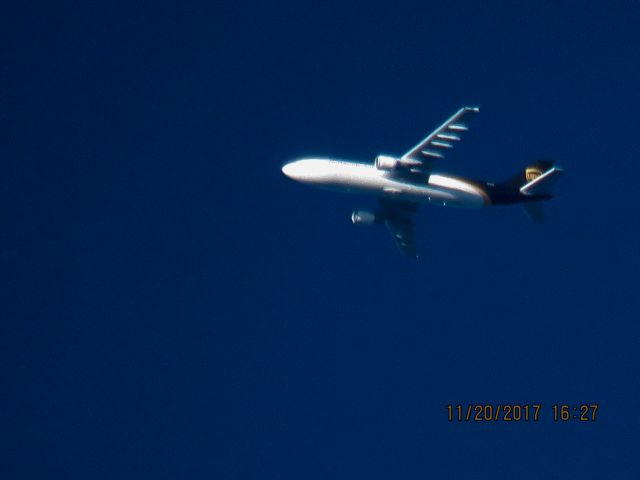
446;404;599;422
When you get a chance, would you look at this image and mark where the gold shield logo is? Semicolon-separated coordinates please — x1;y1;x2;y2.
525;167;542;182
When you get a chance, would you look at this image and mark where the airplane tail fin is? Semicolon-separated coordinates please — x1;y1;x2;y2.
503;159;564;224
505;159;564;195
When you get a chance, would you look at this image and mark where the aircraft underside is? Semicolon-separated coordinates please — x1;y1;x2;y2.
281;106;563;257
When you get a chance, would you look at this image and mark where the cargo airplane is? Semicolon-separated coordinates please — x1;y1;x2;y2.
282;106;563;258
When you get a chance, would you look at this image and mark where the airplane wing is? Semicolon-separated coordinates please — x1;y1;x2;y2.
378;198;419;258
401;106;480;171
387;218;417;258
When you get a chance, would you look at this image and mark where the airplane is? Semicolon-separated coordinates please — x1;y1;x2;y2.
281;106;563;258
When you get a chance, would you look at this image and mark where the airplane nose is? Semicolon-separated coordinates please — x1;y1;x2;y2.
281;159;326;183
282;161;305;181
281;162;295;178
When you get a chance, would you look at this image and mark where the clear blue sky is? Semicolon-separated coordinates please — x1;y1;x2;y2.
3;1;640;478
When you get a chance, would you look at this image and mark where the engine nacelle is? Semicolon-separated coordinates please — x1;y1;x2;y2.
351;210;376;226
375;155;399;171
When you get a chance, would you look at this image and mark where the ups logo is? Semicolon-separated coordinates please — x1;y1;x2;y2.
525;168;542;182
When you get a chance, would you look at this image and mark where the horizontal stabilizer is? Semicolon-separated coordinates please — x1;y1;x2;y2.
520;166;563;196
521;202;544;223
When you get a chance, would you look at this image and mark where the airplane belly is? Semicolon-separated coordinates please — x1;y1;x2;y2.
338;176;483;207
377;176;485;208
428;188;485;207
323;164;486;208
392;185;483;207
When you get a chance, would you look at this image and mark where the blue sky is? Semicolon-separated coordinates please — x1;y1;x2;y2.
3;1;640;478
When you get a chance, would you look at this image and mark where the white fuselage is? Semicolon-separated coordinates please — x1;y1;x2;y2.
282;159;489;208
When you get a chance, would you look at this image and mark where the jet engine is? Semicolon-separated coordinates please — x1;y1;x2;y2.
375;155;398;171
351;210;377;226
